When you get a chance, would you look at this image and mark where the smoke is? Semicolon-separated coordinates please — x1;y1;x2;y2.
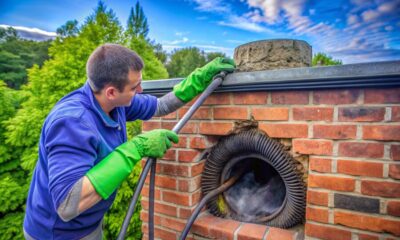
224;165;286;222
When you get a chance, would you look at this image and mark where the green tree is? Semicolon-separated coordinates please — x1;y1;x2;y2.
0;81;26;240
2;1;168;238
150;41;167;64
312;52;342;66
130;37;168;80
206;52;226;62
127;1;149;39
166;47;207;78
56;20;79;37
0;28;51;89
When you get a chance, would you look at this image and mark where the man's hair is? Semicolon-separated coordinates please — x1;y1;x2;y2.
86;43;144;93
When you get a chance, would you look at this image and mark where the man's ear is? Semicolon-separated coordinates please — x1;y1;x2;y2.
104;86;118;100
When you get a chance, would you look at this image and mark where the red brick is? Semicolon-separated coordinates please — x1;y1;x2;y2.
293;107;333;121
334;211;400;236
159;162;190;177
162;190;191;206
178;107;211;119
363;125;400;141
358;233;379;240
142;186;161;200
162;112;177;120
161;121;197;134
338;142;384;158
143;121;161;131
365;88;400;103
159;215;186;232
271;91;309;104
177;149;200;162
179;207;196;219
259;123;308;138
313;125;357;139
236;223;267;240
337;160;383;177
203;93;231;105
233;92;268;105
305;222;351;240
161;149;176;161
308;174;355;191
178;176;201;192
252;108;289;121
141;200;177;217
392;106;400;121
140;212;161;225
192;214;241;240
361;180;400;198
387;201;400;217
199;122;233;135
153;175;177;189
313;89;361;104
154;226;177;240
339;107;385;122
266;227;297;240
209;218;241;240
306;206;329;223
189;136;208;149
191;161;205;177
175;136;187;148
293;139;333;155
309;157;332;173
191;214;214;237
391;145;400;160
214;107;248;120
389;164;400;179
307;190;328;206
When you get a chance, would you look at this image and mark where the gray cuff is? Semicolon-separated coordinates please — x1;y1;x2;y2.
154;91;185;117
57;177;83;222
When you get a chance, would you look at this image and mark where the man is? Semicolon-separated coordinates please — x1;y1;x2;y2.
23;43;235;239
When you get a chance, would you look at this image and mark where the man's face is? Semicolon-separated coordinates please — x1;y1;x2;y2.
115;70;143;107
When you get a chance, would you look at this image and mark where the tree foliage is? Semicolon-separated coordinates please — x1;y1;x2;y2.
166;47;206;78
127;1;149;39
312;52;342;66
0;28;50;89
56;20;79;37
166;47;226;78
1;1;168;239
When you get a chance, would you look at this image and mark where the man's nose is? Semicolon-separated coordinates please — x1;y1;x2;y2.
137;84;143;93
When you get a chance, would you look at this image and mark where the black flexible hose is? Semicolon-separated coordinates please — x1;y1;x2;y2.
179;168;245;240
149;159;157;239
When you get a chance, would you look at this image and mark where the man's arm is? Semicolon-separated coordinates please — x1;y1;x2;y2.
154;92;185;117
57;176;101;222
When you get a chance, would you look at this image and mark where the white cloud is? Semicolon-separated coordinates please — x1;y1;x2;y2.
0;24;57;37
175;31;190;36
218;16;272;33
162;37;189;45
347;14;359;25
191;0;230;13
194;44;234;56
385;25;394;31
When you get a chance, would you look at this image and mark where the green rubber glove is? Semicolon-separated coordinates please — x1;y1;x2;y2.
86;129;179;199
173;57;235;102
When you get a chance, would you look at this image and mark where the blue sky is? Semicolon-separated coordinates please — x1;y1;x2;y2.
1;0;399;64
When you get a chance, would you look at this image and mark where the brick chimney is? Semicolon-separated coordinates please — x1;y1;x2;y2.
140;40;400;240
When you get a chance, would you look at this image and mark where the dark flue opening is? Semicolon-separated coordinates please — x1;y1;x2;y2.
221;154;286;222
202;129;306;228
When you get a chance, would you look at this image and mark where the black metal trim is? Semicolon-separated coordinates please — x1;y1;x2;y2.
143;74;400;96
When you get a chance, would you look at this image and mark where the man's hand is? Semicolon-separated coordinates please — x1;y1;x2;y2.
132;129;179;158
173;57;235;102
86;129;179;199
